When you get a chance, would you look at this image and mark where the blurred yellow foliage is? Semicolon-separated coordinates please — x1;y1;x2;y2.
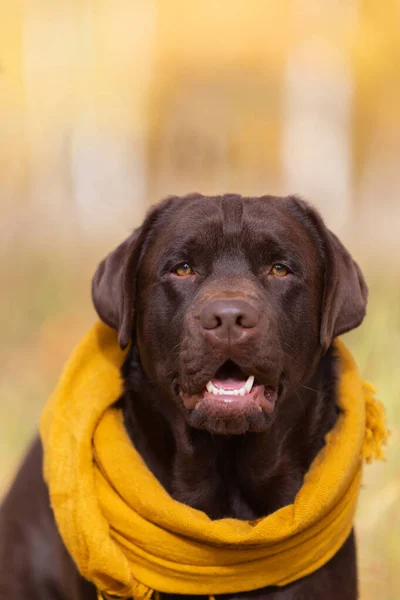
1;1;400;239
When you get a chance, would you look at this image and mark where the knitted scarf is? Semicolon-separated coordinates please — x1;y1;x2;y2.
40;322;388;600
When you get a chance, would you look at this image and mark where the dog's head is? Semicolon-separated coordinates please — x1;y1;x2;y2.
92;194;367;435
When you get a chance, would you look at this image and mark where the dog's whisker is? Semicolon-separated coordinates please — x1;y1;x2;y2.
170;341;183;355
300;384;320;394
285;379;307;416
280;348;303;370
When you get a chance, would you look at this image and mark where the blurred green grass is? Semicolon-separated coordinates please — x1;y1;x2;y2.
1;253;399;599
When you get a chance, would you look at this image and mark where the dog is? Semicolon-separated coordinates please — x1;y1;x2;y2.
0;194;367;599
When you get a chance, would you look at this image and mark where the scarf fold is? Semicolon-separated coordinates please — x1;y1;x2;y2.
40;322;388;600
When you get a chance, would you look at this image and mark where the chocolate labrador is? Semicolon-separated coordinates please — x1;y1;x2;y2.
0;194;367;599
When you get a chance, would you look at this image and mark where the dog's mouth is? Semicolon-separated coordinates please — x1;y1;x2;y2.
180;360;278;414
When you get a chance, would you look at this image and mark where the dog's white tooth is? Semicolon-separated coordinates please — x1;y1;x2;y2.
244;375;255;394
206;381;214;393
239;388;246;396
233;390;239;396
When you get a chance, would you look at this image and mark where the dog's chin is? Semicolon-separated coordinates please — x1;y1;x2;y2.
180;384;278;435
185;403;274;435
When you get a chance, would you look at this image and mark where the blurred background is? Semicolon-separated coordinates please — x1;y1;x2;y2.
1;1;399;597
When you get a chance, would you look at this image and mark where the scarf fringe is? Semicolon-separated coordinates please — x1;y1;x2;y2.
98;589;214;600
361;381;389;463
98;591;217;600
98;593;132;600
98;578;153;600
131;579;153;600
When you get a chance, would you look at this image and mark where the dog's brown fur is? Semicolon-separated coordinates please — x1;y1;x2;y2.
0;194;367;599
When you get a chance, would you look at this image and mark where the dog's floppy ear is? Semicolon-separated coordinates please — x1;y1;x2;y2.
319;230;368;350
92;231;140;349
92;198;176;349
288;196;368;351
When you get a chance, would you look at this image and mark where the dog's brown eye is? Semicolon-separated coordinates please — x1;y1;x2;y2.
271;264;289;277
173;262;194;277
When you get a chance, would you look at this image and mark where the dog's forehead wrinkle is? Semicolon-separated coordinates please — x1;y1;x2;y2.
220;194;244;235
154;221;222;264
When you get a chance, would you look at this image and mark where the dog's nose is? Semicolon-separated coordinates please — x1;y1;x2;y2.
199;299;260;344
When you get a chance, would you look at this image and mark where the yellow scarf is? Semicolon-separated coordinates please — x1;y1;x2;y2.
40;322;388;600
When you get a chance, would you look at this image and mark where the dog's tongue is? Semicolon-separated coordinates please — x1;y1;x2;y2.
211;377;246;390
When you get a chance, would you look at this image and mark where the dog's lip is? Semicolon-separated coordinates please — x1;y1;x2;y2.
179;383;278;413
178;359;280;413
